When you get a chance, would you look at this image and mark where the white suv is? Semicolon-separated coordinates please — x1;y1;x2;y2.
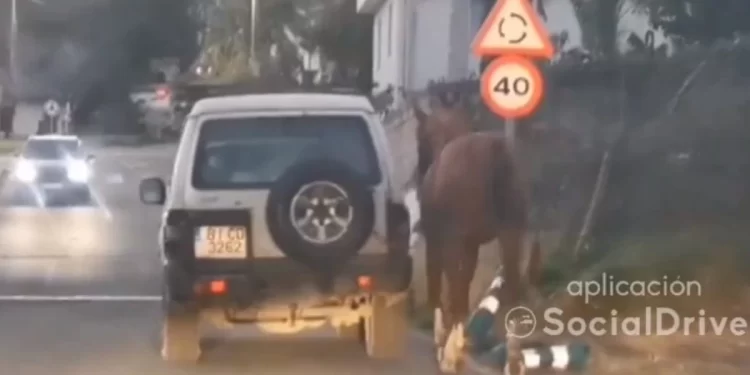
138;92;412;364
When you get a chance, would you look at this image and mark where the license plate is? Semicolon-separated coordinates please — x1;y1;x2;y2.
194;226;247;259
42;183;64;189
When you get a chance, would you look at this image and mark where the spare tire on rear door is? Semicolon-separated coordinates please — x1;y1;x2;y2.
266;159;375;269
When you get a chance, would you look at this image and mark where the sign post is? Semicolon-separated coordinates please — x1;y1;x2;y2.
472;0;555;150
470;1;557;374
44;100;62;134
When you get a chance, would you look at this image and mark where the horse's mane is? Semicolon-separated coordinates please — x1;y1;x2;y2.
410;98;473;186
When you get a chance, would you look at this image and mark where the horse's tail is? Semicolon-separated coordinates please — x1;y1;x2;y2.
490;140;528;230
491;139;542;294
527;232;543;286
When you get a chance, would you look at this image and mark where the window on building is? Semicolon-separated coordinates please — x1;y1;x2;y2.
387;3;393;57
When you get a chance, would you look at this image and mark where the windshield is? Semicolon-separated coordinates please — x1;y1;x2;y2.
192;115;380;189
22;139;80;160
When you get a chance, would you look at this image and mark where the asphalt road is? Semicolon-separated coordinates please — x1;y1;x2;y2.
0;144;460;375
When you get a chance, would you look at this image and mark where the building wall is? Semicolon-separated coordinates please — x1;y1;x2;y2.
368;0;483;103
12;102;43;136
405;0;487;92
372;0;404;98
407;0;453;91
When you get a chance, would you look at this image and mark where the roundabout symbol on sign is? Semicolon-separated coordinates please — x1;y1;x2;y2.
44;100;61;117
480;55;544;119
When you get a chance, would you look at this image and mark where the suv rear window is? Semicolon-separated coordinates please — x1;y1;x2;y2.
23;139;80;160
192;115;381;189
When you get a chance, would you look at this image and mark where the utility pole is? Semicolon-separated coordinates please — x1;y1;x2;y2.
250;0;257;60
9;0;17;86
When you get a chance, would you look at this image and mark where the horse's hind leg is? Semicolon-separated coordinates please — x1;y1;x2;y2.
428;249;449;349
423;218;446;347
439;240;478;373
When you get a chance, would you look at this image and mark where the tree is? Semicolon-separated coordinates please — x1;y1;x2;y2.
572;0;629;58
197;0;314;83
311;0;373;90
197;0;372;88
638;0;750;44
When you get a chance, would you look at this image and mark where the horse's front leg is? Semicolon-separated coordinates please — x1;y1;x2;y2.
438;242;478;373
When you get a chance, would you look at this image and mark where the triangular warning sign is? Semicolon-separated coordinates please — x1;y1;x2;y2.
472;0;555;59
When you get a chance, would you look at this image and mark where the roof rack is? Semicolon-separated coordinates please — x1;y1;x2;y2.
171;83;373;105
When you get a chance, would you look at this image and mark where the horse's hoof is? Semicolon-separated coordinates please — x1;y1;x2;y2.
438;323;466;373
437;349;463;373
437;346;460;373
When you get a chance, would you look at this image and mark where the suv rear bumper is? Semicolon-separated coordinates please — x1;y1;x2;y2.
164;254;412;311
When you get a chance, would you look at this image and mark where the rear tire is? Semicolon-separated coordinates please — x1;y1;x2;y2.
161;311;201;363
364;294;409;359
161;314;201;364
336;321;364;341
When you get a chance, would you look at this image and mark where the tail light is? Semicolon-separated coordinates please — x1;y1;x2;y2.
194;279;228;295
155;87;171;102
209;280;227;294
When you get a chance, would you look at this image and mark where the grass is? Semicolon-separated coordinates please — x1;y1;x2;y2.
548;221;750;312
0;140;21;155
533;223;750;374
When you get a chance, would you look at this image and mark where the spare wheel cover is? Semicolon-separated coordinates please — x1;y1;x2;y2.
266;159;375;269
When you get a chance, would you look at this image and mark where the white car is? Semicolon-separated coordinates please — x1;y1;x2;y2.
138;92;413;364
8;135;94;204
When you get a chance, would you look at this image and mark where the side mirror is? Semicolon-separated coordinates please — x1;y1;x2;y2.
139;177;166;205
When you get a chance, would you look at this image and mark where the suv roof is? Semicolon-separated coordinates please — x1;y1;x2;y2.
190;93;375;117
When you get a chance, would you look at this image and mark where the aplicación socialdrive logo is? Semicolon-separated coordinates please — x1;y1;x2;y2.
504;306;537;338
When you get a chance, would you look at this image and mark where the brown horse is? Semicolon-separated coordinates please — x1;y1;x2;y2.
410;100;540;372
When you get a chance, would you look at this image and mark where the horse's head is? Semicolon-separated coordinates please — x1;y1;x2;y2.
411;98;473;183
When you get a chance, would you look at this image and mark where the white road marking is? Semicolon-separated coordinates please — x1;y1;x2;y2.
31;187;45;207
88;186;113;221
1;206;103;213
0;295;161;301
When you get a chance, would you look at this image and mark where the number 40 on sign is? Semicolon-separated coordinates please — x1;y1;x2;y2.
480;55;544;119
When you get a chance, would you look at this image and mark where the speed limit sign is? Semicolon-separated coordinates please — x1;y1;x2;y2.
480;55;544;119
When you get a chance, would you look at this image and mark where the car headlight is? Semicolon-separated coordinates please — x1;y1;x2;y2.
67;160;90;182
14;159;36;183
